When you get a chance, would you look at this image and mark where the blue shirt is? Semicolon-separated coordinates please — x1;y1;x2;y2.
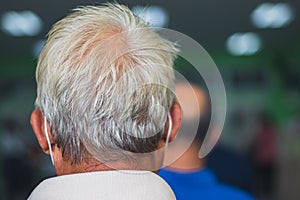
159;168;255;200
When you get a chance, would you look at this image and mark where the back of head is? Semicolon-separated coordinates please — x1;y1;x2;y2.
176;82;211;147
35;3;178;165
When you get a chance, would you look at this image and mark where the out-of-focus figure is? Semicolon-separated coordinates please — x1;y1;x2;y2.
159;82;254;200
252;112;278;199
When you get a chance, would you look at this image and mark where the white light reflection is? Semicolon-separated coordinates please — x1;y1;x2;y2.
1;11;42;37
251;3;294;28
226;32;262;56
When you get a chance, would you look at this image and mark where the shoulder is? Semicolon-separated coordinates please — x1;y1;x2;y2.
28;170;176;200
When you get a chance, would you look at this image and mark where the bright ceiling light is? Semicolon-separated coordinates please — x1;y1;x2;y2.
132;6;169;28
251;3;294;28
1;11;42;37
226;32;262;56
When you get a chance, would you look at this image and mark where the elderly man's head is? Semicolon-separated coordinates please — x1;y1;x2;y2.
30;4;181;173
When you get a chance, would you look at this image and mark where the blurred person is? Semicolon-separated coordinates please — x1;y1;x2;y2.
29;3;182;199
252;112;278;199
159;82;254;200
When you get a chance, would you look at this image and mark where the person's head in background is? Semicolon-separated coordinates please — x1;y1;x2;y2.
159;82;255;199
166;82;211;170
30;3;182;176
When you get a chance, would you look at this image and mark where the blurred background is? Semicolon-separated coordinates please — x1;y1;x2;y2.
0;0;299;199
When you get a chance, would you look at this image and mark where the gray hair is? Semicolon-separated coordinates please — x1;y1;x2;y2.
35;3;178;164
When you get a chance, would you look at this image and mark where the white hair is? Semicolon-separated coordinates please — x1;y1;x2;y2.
35;3;178;164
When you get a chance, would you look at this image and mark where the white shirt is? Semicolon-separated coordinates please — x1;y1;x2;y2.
28;170;176;200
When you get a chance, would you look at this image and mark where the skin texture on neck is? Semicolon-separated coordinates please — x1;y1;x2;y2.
53;147;163;175
52;151;115;175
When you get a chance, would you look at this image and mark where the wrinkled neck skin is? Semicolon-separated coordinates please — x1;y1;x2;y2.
54;155;114;176
52;145;167;176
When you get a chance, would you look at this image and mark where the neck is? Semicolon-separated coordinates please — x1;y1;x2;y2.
52;143;166;175
167;144;205;171
54;154;161;176
55;158;114;176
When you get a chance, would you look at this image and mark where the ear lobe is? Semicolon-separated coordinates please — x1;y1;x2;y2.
30;109;52;155
167;101;182;142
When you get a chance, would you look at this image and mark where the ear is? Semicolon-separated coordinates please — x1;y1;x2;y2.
165;101;182;142
30;109;53;155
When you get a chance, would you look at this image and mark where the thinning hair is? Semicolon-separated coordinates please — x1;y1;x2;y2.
35;3;178;164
